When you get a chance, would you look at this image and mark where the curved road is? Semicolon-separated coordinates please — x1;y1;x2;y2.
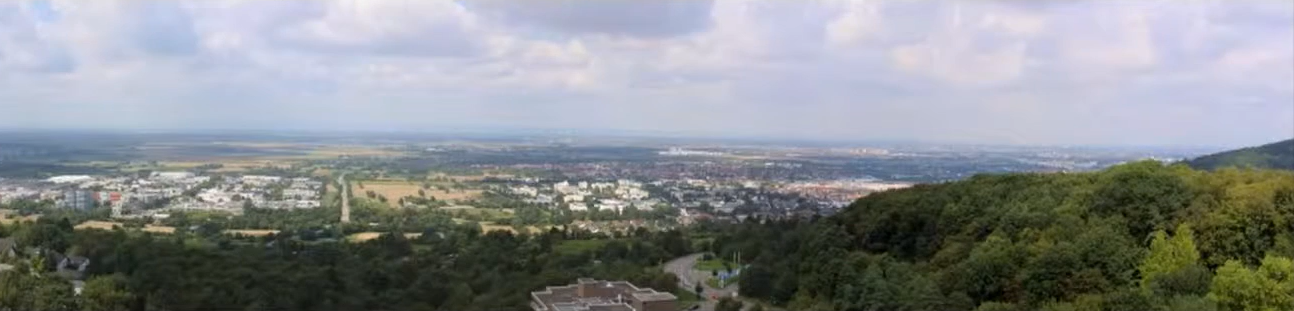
664;253;737;311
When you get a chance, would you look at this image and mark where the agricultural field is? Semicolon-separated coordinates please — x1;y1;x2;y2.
443;206;513;217
74;220;177;234
353;180;483;207
0;212;40;225
224;229;279;237
478;221;519;233
74;220;124;230
143;225;177;234
346;232;424;242
73;141;411;173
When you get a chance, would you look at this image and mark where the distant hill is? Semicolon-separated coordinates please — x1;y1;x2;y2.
1186;138;1294;170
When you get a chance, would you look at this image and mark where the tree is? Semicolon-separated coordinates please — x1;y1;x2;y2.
715;297;743;311
1209;256;1294;311
739;264;773;298
0;271;76;311
1140;224;1202;292
79;274;132;311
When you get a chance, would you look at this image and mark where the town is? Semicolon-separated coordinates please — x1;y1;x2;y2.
0;133;1222;311
0;172;323;220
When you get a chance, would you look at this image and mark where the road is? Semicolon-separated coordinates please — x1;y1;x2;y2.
338;173;350;223
664;253;738;311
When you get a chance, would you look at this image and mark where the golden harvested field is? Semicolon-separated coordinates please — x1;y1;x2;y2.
224;229;279;237
144;225;177;234
346;232;424;242
354;181;482;207
479;222;518;233
477;222;549;234
1;214;39;225
73;221;178;234
75;220;123;230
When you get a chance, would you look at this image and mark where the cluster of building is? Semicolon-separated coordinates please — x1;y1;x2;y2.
509;179;658;214
185;175;322;210
779;179;913;205
531;278;677;311
0;172;323;218
657;147;724;157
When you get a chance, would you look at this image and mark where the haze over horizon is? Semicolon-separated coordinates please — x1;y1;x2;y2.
0;1;1291;148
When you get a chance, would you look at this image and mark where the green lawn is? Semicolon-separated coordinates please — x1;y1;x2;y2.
674;289;702;310
706;274;740;289
694;258;735;271
675;288;701;302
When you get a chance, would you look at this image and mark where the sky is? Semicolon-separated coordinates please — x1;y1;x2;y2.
0;1;1291;148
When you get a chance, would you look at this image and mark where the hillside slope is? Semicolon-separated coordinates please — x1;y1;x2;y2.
715;161;1294;311
1187;138;1294;170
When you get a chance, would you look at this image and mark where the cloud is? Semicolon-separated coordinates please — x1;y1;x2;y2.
0;0;1289;148
464;0;714;39
0;3;76;73
271;1;486;58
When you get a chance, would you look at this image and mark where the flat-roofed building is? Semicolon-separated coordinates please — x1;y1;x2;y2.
531;278;677;311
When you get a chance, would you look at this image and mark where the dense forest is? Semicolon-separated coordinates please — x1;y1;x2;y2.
1187;139;1294;171
717;161;1294;310
0;220;692;311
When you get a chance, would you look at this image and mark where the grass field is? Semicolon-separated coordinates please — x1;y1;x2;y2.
674;289;702;310
694;258;735;271
706;275;740;289
447;207;513;219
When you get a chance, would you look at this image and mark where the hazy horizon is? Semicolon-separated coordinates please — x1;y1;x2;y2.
0;1;1291;148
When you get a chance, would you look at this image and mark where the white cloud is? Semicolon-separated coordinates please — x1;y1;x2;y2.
0;0;1289;147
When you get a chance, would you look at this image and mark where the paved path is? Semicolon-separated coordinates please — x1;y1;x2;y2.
338;173;350;223
664;253;738;311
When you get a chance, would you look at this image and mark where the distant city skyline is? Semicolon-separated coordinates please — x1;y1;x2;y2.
0;1;1290;148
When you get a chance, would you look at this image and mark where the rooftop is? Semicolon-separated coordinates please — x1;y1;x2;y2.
531;279;677;311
